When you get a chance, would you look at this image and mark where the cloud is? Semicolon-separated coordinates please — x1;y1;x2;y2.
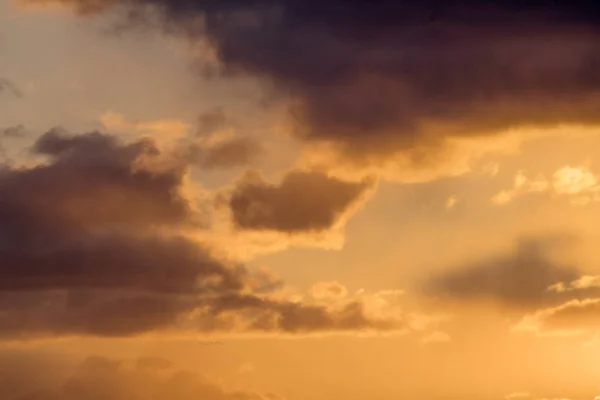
100;111;263;170
197;107;228;137
182;108;263;169
514;275;600;336
1;354;283;400
552;166;599;195
548;275;600;294
424;235;583;309
224;170;374;233
491;165;600;206
0;128;409;339
310;281;349;301
491;171;549;205
182;135;263;170
512;298;600;336
0;125;27;162
1;125;27;138
445;196;458;210
0;78;22;98
26;1;600;171
0;128;236;337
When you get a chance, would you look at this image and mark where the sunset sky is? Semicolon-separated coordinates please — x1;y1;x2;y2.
2;1;600;399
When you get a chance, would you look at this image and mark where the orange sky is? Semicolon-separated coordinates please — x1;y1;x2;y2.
2;1;600;399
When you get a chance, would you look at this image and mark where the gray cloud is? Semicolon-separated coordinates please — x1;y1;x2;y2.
424;235;585;309
30;0;600;162
226;170;373;233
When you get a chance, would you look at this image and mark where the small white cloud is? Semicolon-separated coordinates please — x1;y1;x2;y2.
445;196;458;209
547;275;600;293
491;171;549;205
492;165;600;206
491;189;516;205
552;166;599;195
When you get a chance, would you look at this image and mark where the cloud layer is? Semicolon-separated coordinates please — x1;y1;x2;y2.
424;235;582;309
0;129;402;339
28;0;600;166
2;354;283;400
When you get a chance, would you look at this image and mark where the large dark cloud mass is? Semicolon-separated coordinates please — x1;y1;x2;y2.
33;0;600;160
0;129;401;339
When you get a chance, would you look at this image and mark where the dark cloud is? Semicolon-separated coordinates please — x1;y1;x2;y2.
226;170;373;233
0;129;400;338
183;136;263;170
0;128;201;257
0;78;22;98
0;290;196;338
1;354;283;400
33;0;600;161
0;129;237;337
424;235;585;309
205;293;396;333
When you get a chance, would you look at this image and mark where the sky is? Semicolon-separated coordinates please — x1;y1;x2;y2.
2;0;600;399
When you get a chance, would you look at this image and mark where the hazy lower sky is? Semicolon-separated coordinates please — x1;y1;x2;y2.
2;1;600;399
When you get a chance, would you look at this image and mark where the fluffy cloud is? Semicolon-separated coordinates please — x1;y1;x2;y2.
0;129;405;339
491;170;549;205
513;298;600;336
1;354;283;400
223;170;374;233
424;235;584;309
25;0;600;171
491;166;600;205
548;275;600;294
